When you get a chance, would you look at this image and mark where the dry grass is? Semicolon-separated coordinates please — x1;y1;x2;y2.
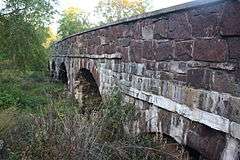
0;92;190;160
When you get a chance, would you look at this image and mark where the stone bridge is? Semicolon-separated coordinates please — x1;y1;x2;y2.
51;0;240;159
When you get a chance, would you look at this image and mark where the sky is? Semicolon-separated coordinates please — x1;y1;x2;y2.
51;0;193;33
0;0;193;33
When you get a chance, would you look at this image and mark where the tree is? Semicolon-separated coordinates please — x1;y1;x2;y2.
58;7;91;39
0;0;56;71
43;27;59;49
94;0;150;24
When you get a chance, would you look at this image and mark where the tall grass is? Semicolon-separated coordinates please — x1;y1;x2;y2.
1;91;188;160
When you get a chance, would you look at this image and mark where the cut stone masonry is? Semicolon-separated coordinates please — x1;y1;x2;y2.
51;0;240;159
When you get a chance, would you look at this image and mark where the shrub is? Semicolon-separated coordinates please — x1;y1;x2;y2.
2;91;187;160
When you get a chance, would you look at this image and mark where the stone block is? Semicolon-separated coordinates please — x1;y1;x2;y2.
229;97;240;124
110;25;128;39
184;87;201;108
210;71;237;94
145;60;155;71
188;4;223;37
116;46;129;62
220;1;240;36
230;122;240;140
143;41;155;60
142;25;153;40
132;21;144;39
175;41;193;61
227;37;240;59
154;41;174;61
198;91;231;119
187;69;211;89
168;13;192;40
130;40;144;63
129;63;138;75
117;38;131;47
153;17;168;39
193;38;227;62
141;78;152;92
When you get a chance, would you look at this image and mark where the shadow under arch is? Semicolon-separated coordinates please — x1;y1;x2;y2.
51;61;56;78
74;68;102;114
58;62;68;84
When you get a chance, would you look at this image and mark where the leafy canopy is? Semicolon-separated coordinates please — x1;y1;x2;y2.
95;0;150;24
0;0;56;71
58;7;91;39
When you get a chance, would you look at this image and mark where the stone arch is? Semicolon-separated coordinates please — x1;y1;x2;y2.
74;68;102;114
58;62;68;84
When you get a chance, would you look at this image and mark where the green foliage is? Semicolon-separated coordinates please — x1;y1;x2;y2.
0;69;64;111
58;7;91;39
94;0;150;24
0;0;56;71
101;90;136;140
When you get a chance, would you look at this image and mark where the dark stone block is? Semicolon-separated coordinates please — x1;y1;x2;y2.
153;17;169;39
175;41;193;61
155;41;174;61
130;40;144;63
210;71;237;94
143;41;155;60
86;45;96;55
168;13;192;40
145;60;156;71
188;4;223;37
220;1;240;36
116;46;129;62
117;38;131;47
227;37;240;59
132;21;144;39
193;38;227;62
187;69;211;90
186;123;226;160
110;25;127;39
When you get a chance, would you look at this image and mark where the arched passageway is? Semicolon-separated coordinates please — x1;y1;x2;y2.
58;62;68;84
74;68;102;114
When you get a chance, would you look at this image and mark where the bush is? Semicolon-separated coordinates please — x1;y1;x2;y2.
2;91;187;160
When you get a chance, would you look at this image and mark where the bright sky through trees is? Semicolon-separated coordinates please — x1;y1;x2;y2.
51;0;193;32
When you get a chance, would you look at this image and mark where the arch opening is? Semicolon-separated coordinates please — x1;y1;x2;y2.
58;62;68;84
74;68;102;114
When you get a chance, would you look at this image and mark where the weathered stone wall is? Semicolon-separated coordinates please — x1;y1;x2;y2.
52;0;240;159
